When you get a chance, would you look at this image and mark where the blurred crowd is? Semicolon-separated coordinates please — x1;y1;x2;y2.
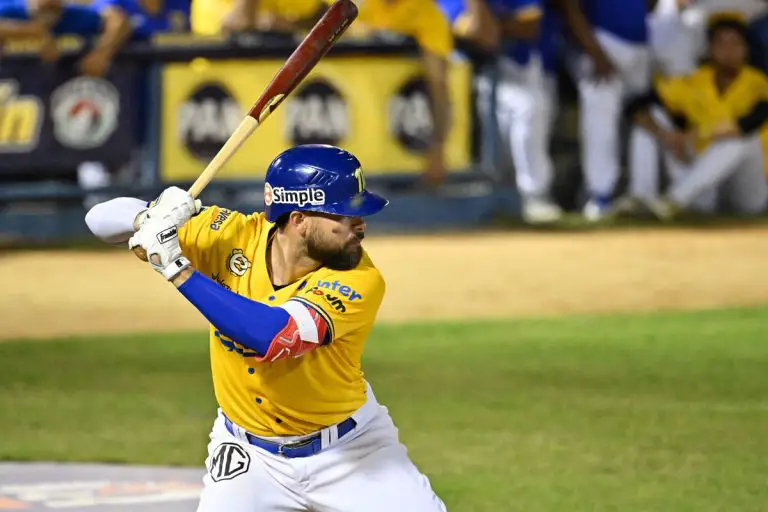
2;0;768;224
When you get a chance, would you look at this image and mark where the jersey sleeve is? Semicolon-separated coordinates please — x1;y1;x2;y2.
290;264;385;343
409;0;453;57
655;76;688;117
178;205;239;275
753;71;768;101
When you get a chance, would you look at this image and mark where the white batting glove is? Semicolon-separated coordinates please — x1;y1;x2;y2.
128;215;191;281
136;186;202;230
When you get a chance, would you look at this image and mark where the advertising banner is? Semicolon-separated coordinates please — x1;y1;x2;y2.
159;55;471;180
0;60;139;172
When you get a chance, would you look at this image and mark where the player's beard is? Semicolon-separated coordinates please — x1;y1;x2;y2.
306;229;364;271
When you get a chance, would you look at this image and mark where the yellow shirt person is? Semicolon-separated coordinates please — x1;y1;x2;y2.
348;0;453;58
179;206;385;436
655;64;768;153
192;0;323;35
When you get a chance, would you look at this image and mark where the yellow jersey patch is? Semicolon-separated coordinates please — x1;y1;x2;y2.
178;207;385;436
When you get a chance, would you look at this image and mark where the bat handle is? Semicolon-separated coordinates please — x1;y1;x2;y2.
132;117;260;263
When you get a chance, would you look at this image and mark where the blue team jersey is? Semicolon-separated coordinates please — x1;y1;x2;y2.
439;0;540;24
580;0;647;43
92;0;190;39
438;0;559;72
508;1;561;73
0;0;103;36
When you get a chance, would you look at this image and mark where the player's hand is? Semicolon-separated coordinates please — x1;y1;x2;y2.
661;130;693;163
710;120;741;140
128;215;191;281
592;53;617;82
39;35;60;63
79;49;112;77
136;186;202;230
423;144;446;187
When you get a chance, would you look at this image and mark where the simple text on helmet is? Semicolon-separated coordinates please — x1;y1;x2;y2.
264;182;326;207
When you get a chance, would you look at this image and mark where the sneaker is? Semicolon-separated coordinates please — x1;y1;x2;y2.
583;196;612;222
522;197;563;224
642;197;680;221
611;195;646;217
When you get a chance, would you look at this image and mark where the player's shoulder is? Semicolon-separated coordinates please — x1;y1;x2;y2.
741;66;768;84
186;205;268;240
663;67;706;91
196;205;262;227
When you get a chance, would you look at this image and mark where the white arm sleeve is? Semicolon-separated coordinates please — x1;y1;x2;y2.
84;197;147;244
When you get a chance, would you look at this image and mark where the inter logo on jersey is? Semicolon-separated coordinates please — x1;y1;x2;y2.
307;286;349;313
209;443;250;482
316;280;362;301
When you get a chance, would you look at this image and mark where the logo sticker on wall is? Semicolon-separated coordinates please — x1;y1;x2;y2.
285;79;348;146
50;77;120;149
179;82;242;161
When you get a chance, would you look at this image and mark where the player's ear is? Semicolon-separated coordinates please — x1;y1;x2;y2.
289;211;310;235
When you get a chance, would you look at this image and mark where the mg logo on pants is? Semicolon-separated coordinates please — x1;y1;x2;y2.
209;443;250;482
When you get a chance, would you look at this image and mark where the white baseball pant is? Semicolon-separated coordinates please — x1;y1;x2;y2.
573;29;652;199
633;0;703;201
630;106;768;215
196;383;447;512
648;0;702;77
666;136;768;214
475;55;558;199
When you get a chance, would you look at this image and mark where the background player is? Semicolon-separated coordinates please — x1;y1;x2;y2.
84;144;447;512
191;0;323;35
556;0;655;220
624;17;768;218
440;0;564;224
347;0;454;187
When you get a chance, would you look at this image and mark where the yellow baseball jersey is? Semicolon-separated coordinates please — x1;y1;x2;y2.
178;206;385;437
335;0;453;58
191;0;322;35
656;65;768;152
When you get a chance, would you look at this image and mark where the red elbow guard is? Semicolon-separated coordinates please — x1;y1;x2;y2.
256;303;330;362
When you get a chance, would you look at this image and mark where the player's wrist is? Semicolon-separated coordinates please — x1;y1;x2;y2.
170;266;195;287
161;256;192;281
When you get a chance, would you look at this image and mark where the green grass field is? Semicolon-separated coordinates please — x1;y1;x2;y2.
2;307;767;511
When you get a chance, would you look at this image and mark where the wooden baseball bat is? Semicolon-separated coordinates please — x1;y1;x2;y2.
134;0;359;261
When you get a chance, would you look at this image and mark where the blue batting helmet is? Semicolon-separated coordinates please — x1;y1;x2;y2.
263;145;388;223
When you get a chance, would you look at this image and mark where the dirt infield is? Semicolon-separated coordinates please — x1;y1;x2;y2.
3;226;768;341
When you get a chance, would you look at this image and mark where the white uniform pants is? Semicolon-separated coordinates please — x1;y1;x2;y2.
667;136;768;214
476;55;558;199
196;384;447;512
573;29;652;199
630;107;768;214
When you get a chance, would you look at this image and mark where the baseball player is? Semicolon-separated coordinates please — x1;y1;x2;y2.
440;0;565;223
84;144;447;512
556;0;655;220
624;17;768;218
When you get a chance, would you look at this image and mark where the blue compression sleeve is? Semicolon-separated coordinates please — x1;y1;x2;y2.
177;271;291;355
